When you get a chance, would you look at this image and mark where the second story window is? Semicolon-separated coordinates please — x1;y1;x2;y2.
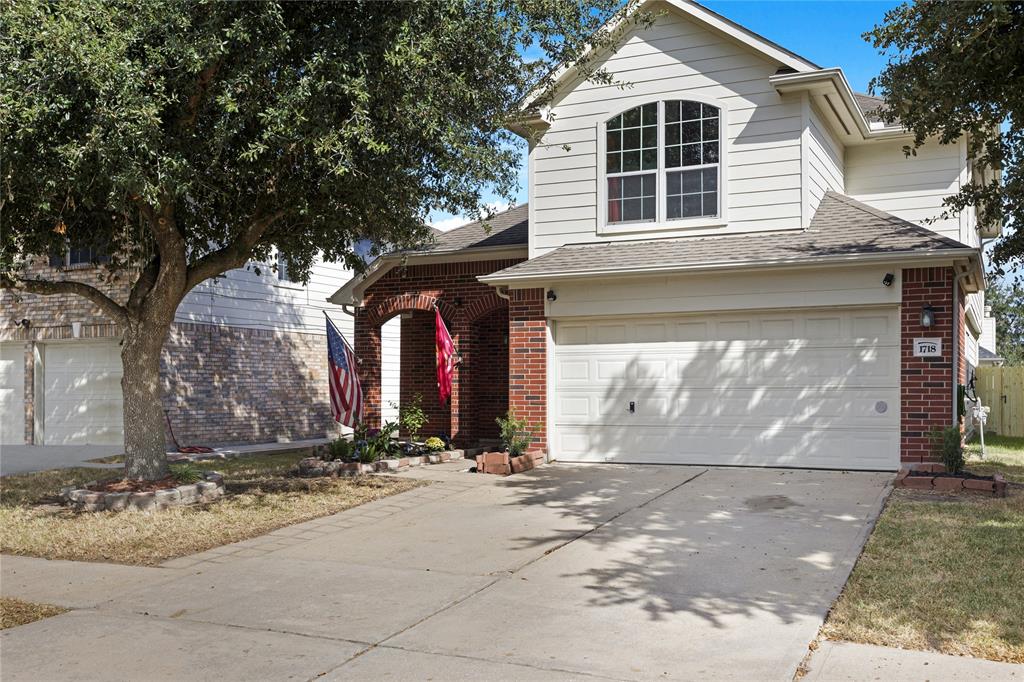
276;252;295;283
602;99;724;232
49;242;110;268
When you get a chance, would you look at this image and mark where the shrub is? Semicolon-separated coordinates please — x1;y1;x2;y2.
356;422;400;462
496;409;535;457
326;436;352;461
931;425;965;474
390;393;428;442
169;463;203;484
424;436;446;452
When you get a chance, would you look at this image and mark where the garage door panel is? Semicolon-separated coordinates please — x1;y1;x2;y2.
1;343;26;444
556;423;900;469
43;342;124;446
552;307;900;470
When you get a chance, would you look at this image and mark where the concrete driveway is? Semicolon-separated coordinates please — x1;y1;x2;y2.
0;463;890;681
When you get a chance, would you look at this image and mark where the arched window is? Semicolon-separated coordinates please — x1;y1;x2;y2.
603;99;723;230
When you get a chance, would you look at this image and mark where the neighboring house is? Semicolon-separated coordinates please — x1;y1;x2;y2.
331;0;997;470
0;250;401;447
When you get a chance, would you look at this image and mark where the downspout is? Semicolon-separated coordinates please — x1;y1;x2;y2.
952;267;974;426
493;285;511;301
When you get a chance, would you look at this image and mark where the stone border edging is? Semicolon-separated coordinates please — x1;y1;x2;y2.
61;472;225;512
296;449;465;477
895;468;1008;497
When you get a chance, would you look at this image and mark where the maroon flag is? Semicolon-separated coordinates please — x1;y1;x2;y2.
436;308;456;404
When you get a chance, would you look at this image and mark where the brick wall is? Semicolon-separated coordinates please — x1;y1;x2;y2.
162;322;340;446
508;288;547;451
355;258;524;445
901;266;959;463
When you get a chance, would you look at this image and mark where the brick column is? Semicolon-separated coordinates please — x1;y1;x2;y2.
901;266;957;463
508;288;547;452
450;317;472;446
354;309;382;429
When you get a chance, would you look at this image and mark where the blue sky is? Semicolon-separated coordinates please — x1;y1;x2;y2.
429;0;902;229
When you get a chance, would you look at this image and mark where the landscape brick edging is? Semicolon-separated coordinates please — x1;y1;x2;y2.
61;473;225;512
895;467;1008;497
296;449;466;477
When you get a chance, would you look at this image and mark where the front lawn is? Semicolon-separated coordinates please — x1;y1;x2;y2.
823;452;1024;662
966;433;1024;483
0;597;67;630
0;452;424;566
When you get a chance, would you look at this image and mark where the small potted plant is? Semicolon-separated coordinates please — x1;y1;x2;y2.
488;409;539;474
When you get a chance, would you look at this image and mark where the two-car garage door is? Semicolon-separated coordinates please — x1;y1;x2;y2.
551;307;900;470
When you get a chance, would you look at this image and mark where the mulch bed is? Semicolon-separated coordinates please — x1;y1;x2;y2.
87;477;180;493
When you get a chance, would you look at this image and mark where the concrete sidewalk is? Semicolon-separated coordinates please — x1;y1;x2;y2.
2;463;892;681
805;640;1022;681
0;438;332;476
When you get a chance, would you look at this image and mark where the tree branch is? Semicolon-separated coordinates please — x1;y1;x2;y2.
8;278;128;325
180;61;221;130
185;210;286;292
127;257;160;315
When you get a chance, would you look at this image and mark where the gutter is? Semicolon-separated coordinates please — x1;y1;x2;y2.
479;247;981;287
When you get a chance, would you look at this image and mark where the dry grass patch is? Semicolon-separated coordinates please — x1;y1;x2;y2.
0;597;67;630
0;452;425;566
823;486;1024;663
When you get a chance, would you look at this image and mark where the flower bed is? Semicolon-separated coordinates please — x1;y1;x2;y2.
61;472;225;512
296;448;464;478
895;466;1007;497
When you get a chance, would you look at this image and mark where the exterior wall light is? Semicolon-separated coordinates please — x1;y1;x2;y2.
921;305;936;328
546;290;557;302
882;273;894;287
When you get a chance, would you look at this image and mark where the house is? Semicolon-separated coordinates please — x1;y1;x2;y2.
330;0;996;470
0;250;402;447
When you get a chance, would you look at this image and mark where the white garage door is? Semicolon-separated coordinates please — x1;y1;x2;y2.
551;307;900;470
42;341;123;445
1;343;26;444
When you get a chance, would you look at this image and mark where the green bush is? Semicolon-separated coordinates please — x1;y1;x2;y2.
169;463;203;484
326;436;352;461
496;409;534;457
931;425;965;474
390;393;428;442
424;436;446;452
356;422;400;463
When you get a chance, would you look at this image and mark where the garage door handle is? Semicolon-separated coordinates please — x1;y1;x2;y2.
628;401;635;413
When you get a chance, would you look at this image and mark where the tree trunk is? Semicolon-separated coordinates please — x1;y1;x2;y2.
121;317;173;480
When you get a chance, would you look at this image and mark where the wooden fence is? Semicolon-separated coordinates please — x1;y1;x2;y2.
975;366;1024;437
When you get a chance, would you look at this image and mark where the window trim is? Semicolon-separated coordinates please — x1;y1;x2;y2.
272;250;304;290
597;95;729;235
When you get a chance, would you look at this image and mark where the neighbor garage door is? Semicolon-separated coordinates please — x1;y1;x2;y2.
1;343;25;444
42;341;123;445
551;307;900;470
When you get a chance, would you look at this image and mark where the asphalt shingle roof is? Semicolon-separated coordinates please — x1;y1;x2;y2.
853;92;889;124
481;192;971;282
412;204;529;253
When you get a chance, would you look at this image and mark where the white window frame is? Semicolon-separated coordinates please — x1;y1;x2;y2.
597;95;728;236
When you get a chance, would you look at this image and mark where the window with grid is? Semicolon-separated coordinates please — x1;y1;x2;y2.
276;251;295;282
604;100;721;226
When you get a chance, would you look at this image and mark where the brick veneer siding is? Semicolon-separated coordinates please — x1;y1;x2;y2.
508;288;547;451
354;258;524;446
1;259;339;446
161;322;340;446
901;266;962;463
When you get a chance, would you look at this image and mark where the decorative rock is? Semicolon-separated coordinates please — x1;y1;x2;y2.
407;456;423;467
375;458;401;472
129;492;158;511
176;484;199;504
104;492;131;511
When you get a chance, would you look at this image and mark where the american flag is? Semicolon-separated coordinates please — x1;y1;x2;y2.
326;315;362;427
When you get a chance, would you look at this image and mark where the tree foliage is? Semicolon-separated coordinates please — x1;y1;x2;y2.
865;1;1024;278
985;280;1024;365
0;0;641;478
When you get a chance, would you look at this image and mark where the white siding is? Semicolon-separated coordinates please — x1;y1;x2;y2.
546;265;903;319
380;316;401;423
846;138;973;245
176;257;351;335
531;10;804;256
806;103;844;214
965;325;980;369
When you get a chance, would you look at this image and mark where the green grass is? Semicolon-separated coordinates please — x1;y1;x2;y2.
966;434;1024;483
824;487;1024;663
0;452;425;565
